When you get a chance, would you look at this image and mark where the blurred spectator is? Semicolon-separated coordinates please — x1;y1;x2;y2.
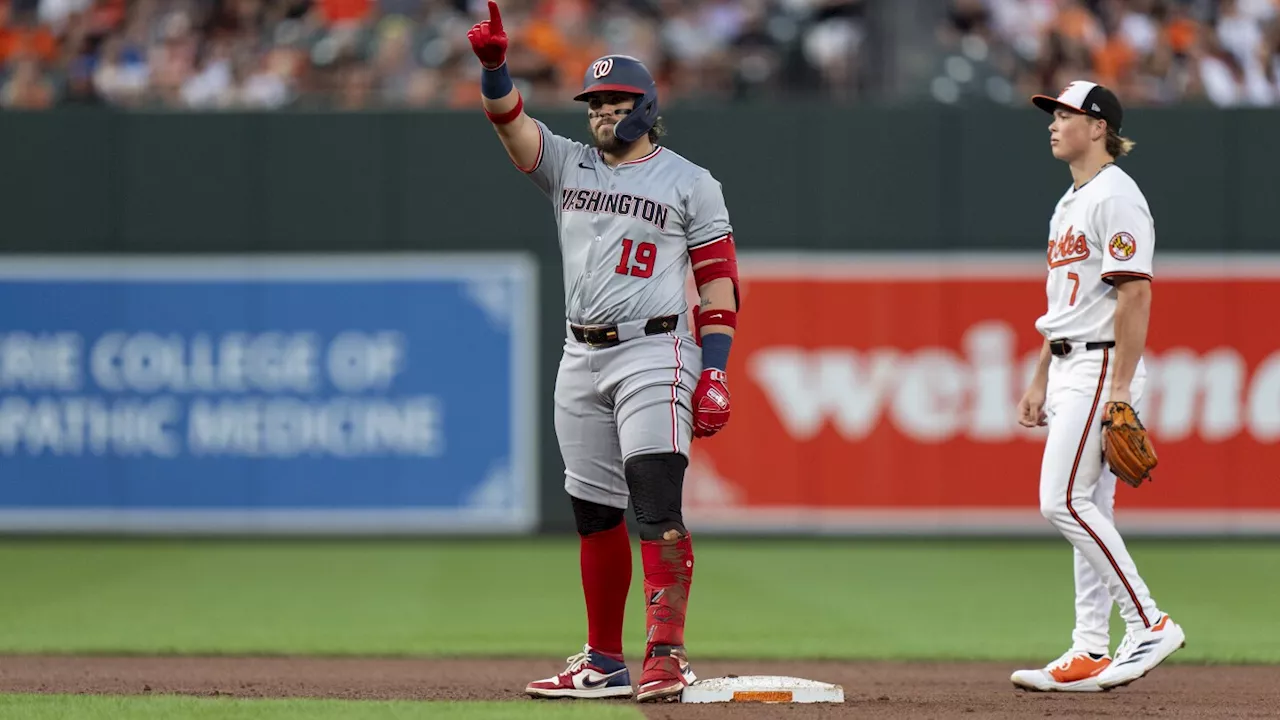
0;2;60;66
1;54;55;107
93;33;150;105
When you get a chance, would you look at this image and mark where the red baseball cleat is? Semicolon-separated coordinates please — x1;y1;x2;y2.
635;644;697;703
526;644;634;699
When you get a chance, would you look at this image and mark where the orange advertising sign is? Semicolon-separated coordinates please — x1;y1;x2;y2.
684;255;1280;535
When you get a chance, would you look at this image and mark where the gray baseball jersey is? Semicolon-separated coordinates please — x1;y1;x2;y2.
522;118;732;509
526;119;733;325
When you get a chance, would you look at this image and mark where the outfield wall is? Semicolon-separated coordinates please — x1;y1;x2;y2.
1;107;1276;537
0;250;1274;537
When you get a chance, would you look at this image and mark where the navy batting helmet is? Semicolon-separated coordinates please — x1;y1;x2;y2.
574;55;659;144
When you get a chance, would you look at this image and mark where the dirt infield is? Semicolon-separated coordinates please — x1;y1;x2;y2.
0;655;1276;718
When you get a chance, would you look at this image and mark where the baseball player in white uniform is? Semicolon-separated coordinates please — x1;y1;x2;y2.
1010;81;1186;693
467;2;740;704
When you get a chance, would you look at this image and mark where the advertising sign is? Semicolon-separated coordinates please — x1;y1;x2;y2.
0;254;537;534
685;254;1280;536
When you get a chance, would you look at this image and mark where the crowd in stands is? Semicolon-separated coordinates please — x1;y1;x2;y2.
0;0;868;109
935;0;1280;107
1;0;1277;111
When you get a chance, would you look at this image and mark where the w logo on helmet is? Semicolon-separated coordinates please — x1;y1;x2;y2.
591;58;614;79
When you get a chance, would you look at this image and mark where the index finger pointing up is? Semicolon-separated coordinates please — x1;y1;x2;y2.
488;1;503;32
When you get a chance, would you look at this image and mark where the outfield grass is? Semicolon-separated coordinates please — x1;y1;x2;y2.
0;538;1275;662
0;695;643;720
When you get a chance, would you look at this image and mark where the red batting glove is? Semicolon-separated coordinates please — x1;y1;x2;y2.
466;1;508;69
692;369;731;438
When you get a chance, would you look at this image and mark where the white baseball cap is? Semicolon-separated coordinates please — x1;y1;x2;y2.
1032;80;1124;132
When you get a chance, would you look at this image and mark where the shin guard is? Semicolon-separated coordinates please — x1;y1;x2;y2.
640;531;694;649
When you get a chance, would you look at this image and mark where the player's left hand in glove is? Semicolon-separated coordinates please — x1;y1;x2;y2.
692;369;730;438
466;0;508;69
1101;401;1158;488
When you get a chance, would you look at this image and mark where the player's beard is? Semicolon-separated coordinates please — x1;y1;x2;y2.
592;122;632;155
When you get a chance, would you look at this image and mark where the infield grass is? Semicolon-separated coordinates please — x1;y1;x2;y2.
0;695;643;720
0;538;1275;663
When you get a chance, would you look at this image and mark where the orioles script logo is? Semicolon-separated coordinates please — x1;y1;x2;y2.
1048;225;1089;268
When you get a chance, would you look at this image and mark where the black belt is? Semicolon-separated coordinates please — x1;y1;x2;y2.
571;315;679;347
1049;339;1116;357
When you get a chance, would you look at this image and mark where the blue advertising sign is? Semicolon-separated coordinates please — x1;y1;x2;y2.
0;254;538;534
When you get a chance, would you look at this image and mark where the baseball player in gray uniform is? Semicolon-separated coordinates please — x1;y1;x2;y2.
468;2;740;704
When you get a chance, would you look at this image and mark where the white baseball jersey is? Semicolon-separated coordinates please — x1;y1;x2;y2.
1034;164;1155;342
523;119;733;325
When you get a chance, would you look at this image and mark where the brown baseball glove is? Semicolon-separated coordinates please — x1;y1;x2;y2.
1101;401;1158;488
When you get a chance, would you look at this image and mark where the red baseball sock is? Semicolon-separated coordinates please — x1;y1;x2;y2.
641;532;695;650
580;521;631;658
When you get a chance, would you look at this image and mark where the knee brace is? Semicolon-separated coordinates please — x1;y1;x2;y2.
624;452;688;541
571;495;625;537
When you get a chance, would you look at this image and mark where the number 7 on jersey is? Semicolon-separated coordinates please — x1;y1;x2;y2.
615;238;657;278
1067;271;1080;306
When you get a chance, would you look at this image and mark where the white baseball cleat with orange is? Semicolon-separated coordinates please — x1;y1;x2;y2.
1096;614;1186;690
1011;649;1111;692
